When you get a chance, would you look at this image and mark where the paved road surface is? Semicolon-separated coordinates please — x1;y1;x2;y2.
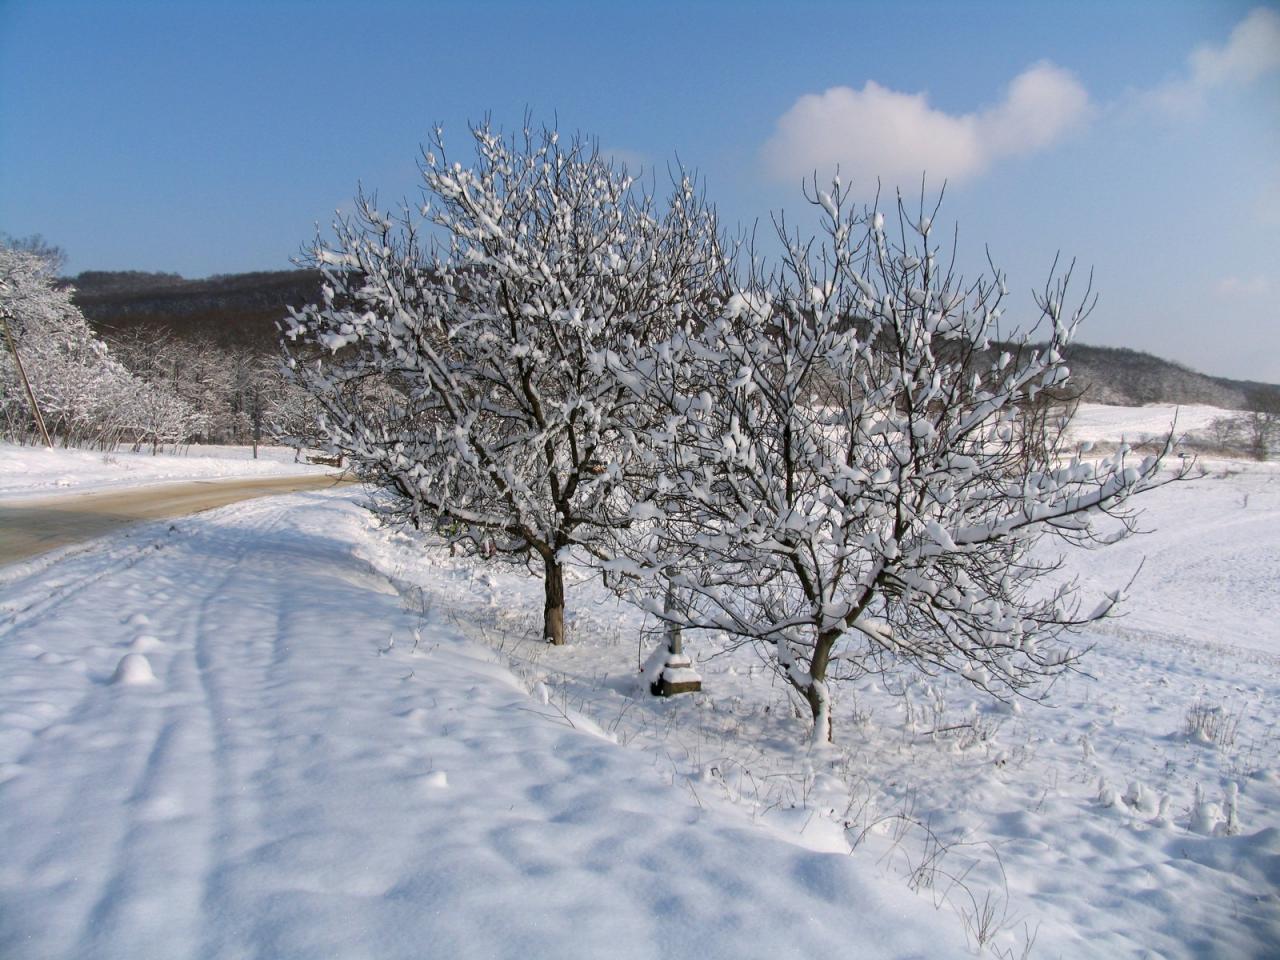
0;473;353;564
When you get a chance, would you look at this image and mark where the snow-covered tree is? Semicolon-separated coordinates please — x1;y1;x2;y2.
105;329;317;451
224;345;294;455
616;183;1189;741
285;122;725;643
0;233;67;274
1;244;195;449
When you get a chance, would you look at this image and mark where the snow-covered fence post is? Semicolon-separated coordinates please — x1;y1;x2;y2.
650;565;701;697
664;575;683;658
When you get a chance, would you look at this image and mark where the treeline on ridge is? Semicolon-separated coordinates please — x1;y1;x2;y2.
68;268;1279;413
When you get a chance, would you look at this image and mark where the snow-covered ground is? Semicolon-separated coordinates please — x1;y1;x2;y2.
0;442;330;500
1064;402;1230;446
361;461;1280;959
0;491;964;960
2;403;1277;958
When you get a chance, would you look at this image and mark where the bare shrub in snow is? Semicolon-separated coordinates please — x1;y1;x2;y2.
285;121;725;643
614;182;1190;741
1240;407;1278;462
1195;406;1277;460
1201;415;1244;455
1183;699;1240;748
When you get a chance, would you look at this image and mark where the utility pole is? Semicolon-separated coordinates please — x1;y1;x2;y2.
1;308;52;447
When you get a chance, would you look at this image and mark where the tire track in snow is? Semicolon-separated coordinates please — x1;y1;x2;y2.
0;528;175;635
185;497;294;957
5;490;977;960
0;520;224;956
66;517;261;955
62;496;292;957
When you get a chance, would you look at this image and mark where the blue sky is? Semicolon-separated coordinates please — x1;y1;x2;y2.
1;0;1277;381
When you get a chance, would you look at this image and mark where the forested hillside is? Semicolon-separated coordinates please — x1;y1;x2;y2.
70;269;324;348
67;269;1278;411
1060;343;1278;410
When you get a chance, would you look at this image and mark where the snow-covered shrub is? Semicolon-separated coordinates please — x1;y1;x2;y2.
284;121;726;643
1190;783;1224;835
1183;699;1240;748
613;182;1190;741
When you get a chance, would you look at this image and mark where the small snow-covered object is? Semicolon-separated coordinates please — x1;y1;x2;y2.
662;666;702;685
1122;780;1158;815
650;651;702;697
129;634;164;653
1190;797;1223;835
1096;777;1118;808
111;653;157;686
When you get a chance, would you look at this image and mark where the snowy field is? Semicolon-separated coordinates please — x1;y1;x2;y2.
361;458;1280;959
1063;403;1229;447
0;442;330;500
1;403;1278;958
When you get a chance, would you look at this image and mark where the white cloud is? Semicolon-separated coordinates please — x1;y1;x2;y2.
760;61;1089;187
1216;274;1272;297
1190;6;1280;86
1147;6;1280;116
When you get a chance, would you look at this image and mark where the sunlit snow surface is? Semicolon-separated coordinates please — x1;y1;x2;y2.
0;493;962;959
1064;402;1230;445
0;442;328;500
1;407;1278;958
361;465;1279;959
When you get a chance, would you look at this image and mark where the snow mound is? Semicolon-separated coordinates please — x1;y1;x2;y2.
110;653;157;686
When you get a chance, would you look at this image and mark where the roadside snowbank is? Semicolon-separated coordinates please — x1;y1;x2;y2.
0;442;330;500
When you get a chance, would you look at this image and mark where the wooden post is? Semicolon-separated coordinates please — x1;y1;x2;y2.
2;310;52;447
651;567;702;697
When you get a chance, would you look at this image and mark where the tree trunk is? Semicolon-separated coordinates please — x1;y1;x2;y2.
542;553;566;645
252;395;261;459
801;683;832;744
803;629;840;743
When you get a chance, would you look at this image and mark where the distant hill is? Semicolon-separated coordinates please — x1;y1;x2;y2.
67;269;1280;412
1056;344;1278;411
69;269;324;349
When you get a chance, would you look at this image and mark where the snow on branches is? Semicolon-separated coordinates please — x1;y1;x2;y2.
0;245;196;450
285;124;1186;737
612;182;1190;741
285;121;725;644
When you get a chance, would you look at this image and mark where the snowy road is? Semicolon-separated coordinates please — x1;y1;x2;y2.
0;489;963;959
0;473;351;564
